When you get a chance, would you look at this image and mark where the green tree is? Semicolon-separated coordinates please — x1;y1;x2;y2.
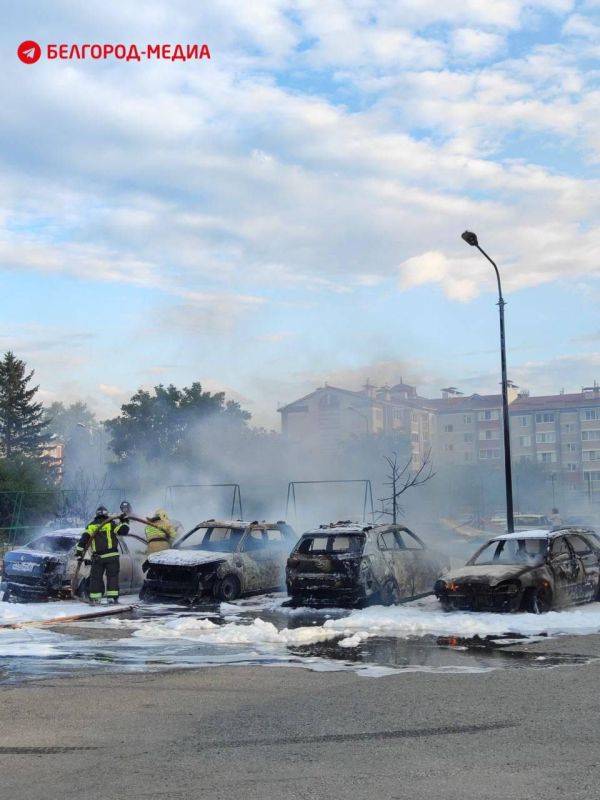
106;382;251;468
0;351;50;459
45;400;97;442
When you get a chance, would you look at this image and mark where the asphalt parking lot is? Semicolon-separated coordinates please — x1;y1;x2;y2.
2;630;600;800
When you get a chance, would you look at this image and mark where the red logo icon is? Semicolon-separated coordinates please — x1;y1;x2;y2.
18;40;42;64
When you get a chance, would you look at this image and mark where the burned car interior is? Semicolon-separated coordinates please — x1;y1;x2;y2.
435;527;600;614
286;522;448;608
140;519;297;604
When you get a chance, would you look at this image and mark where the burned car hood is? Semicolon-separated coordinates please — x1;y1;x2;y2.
147;549;230;567
442;564;533;587
3;549;68;577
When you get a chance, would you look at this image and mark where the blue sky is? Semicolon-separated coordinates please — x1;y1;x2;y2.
1;0;599;426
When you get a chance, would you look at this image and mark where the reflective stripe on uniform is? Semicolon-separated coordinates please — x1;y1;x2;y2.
89;592;103;599
105;590;119;597
100;551;119;558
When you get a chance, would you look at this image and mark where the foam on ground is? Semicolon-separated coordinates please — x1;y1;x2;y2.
124;597;600;649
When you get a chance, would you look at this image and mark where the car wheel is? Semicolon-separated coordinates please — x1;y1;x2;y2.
525;585;552;614
380;579;401;606
139;586;156;603
77;577;90;601
215;574;241;602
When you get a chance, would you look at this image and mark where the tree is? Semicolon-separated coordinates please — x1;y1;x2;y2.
0;352;50;460
105;382;252;471
44;400;110;485
378;449;436;524
45;400;97;442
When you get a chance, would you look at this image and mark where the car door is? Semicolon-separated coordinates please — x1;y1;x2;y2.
118;539;133;595
239;528;277;593
377;528;415;598
399;527;438;595
548;536;581;607
566;534;600;603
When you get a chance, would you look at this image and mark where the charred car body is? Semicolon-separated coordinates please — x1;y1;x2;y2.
1;528;145;601
286;522;449;607
435;527;600;613
140;519;297;603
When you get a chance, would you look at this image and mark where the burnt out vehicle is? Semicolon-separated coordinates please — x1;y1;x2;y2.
285;522;449;608
140;519;297;603
435;528;600;614
0;529;145;602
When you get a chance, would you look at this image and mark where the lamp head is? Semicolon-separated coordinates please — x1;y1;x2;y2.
461;230;478;247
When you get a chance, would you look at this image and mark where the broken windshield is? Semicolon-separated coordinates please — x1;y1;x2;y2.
470;538;547;567
24;535;77;554
176;526;245;552
296;533;366;555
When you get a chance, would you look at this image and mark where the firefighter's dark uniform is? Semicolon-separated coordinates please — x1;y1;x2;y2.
76;516;128;601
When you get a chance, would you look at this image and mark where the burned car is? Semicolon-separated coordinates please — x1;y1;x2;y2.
285;522;449;607
489;513;551;532
435;527;600;613
140;519;297;603
1;528;145;602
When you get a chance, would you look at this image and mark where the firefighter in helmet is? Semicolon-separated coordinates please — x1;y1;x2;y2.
76;505;122;604
145;508;178;554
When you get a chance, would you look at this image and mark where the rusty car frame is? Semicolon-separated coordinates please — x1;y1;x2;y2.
139;518;297;603
435;527;600;613
285;521;449;608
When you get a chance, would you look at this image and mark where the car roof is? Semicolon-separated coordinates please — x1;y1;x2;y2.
303;522;367;535
493;527;595;541
195;519;288;531
36;528;82;538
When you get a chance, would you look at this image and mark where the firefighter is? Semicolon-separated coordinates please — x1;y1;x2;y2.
145;508;178;554
115;501;132;538
76;506;121;605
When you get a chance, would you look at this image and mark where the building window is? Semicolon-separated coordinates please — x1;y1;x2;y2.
582;409;600;421
479;429;498;441
537;451;557;463
536;432;556;444
479;448;501;460
519;416;529;427
519;455;532;463
535;412;555;424
478;409;499;421
463;415;472;424
582;451;600;462
566;463;578;471
463;433;473;443
562;422;576;432
444;444;454;452
565;442;578;452
581;430;600;441
519;435;531;447
444;424;453;433
411;433;419;442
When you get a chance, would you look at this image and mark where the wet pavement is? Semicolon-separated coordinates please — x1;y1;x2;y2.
1;593;598;684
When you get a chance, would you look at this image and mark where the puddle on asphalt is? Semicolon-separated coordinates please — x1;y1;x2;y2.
0;596;597;684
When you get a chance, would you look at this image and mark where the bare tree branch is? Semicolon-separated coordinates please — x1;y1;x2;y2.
377;449;436;524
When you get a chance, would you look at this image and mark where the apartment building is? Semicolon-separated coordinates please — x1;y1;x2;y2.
510;387;600;493
279;381;600;493
278;381;434;464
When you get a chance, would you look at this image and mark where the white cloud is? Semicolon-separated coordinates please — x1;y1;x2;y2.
562;12;600;37
398;251;482;302
451;28;506;61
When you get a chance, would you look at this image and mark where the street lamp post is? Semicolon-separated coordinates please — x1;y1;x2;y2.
461;231;515;533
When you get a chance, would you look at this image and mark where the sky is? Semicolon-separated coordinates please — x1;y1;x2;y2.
1;0;599;428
